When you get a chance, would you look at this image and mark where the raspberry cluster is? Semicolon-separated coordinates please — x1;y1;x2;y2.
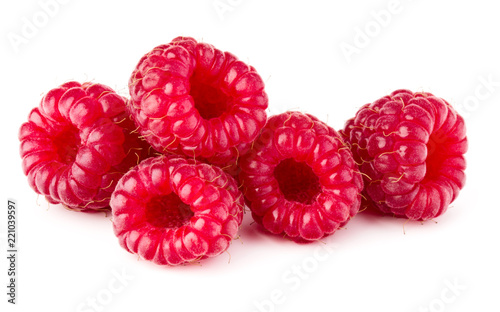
19;37;468;266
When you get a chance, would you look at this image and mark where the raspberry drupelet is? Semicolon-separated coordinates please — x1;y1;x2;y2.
340;89;468;220
239;111;364;242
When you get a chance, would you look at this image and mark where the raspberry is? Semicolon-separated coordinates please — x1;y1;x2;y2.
340;89;468;220
19;81;151;211
110;155;244;266
128;36;268;164
239;112;364;241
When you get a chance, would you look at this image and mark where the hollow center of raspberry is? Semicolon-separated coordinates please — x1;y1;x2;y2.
424;132;448;182
274;158;321;205
145;193;194;228
189;76;230;120
53;126;81;164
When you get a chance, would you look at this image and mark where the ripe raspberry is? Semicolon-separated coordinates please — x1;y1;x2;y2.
110;155;244;266
239;112;364;242
340;89;468;220
19;81;151;211
128;36;268;165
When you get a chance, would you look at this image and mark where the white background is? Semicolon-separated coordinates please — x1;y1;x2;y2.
1;0;499;311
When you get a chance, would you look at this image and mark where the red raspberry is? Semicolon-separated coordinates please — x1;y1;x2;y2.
340;89;468;220
19;81;151;211
110;155;244;266
239;112;364;242
128;36;268;164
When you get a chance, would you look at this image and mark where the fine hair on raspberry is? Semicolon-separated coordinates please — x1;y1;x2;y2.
110;155;244;266
128;36;268;165
341;89;468;220
19;81;151;211
239;111;364;242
